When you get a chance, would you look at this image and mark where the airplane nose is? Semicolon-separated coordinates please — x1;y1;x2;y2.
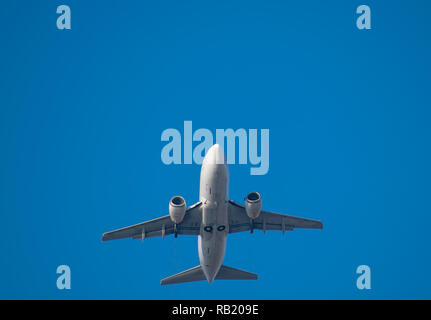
204;144;225;165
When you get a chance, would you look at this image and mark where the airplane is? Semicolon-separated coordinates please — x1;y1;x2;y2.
102;144;323;285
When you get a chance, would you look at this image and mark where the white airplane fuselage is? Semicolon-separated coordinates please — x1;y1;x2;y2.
198;145;229;283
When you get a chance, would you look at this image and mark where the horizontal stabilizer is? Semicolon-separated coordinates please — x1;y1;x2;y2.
160;265;206;285
160;265;258;285
216;265;258;281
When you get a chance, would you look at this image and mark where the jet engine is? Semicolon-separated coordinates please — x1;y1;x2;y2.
245;192;262;219
169;196;186;224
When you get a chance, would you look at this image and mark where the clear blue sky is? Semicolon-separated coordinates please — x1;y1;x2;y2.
1;1;430;299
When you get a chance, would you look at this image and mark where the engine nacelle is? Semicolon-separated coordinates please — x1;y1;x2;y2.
169;196;186;224
245;192;262;219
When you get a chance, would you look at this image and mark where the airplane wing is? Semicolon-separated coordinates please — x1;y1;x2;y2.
102;201;202;241
227;200;323;234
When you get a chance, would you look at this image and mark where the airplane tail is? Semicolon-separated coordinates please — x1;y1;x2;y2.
160;265;206;285
216;265;258;281
160;265;258;285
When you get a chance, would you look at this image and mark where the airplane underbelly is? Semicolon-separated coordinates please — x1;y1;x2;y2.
198;233;226;277
198;145;229;281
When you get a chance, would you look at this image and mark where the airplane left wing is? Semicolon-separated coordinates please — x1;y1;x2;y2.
228;200;323;234
102;201;202;241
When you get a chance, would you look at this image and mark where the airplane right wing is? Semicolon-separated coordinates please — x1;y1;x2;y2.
228;200;323;234
102;201;202;241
